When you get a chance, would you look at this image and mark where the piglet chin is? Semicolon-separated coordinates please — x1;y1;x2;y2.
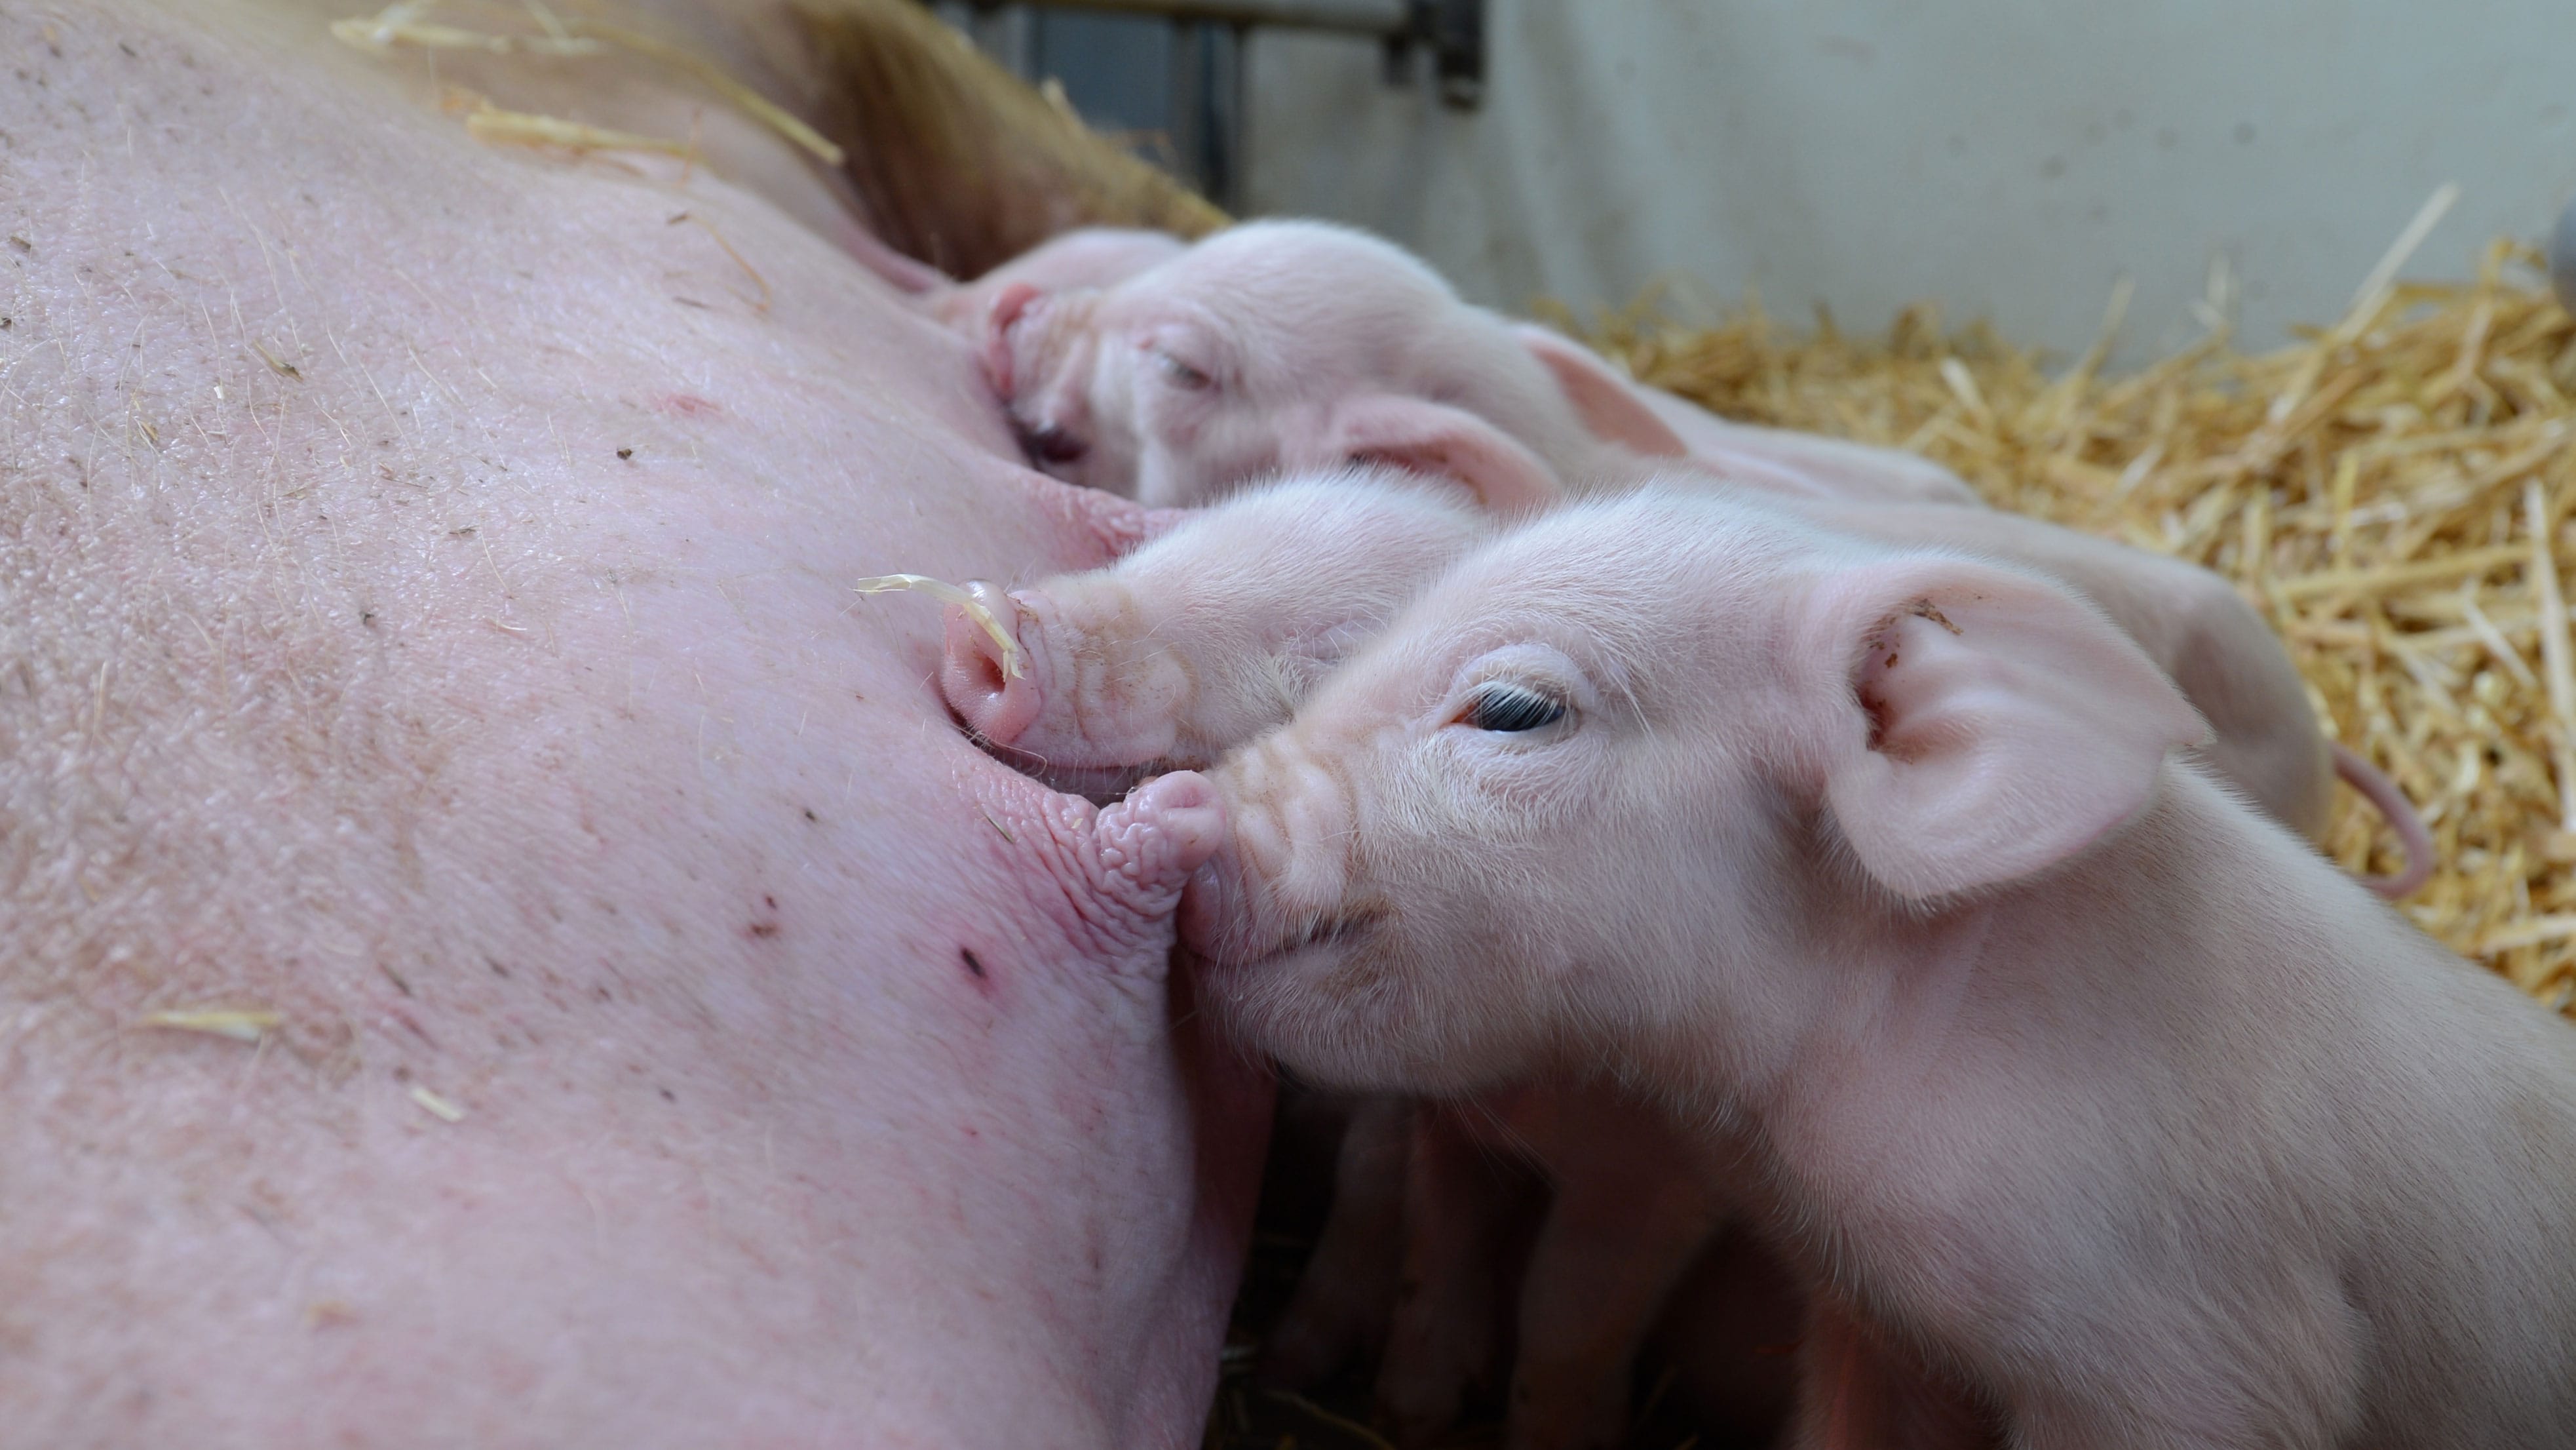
1194;939;1486;1098
1181;865;1378;992
1177;848;1320;973
1176;852;1242;963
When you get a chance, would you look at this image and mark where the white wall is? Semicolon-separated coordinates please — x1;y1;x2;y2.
1244;0;2576;363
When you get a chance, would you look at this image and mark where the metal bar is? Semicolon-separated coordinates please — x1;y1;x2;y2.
1167;16;1206;197
1223;21;1248;206
1008;0;1408;37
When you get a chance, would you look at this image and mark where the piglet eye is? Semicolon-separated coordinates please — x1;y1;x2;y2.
1461;682;1567;733
1153;349;1213;391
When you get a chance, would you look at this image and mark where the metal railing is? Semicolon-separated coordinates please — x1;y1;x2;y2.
944;0;1482;210
1011;0;1482;107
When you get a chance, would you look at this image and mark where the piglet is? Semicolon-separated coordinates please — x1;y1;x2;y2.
965;224;2426;877
983;218;1976;510
925;226;1189;333
944;469;2414;1448
1184;485;2576;1449
939;468;1729;1447
939;467;1490;784
847;222;1186;373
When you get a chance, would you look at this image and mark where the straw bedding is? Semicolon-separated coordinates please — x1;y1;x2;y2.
1565;229;2576;1019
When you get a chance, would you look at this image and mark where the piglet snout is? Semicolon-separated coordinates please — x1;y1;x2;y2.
940;581;1044;747
1180;738;1340;965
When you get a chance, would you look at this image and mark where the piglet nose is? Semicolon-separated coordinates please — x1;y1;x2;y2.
1023;422;1089;467
940;581;1043;747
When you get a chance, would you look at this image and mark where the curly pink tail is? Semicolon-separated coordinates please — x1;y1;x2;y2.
2334;743;2434;899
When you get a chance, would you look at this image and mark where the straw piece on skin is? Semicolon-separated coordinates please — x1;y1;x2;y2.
409;1085;468;1123
140;1009;282;1044
669;210;772;313
330;2;845;166
556;16;847;167
464;104;697;160
330;1;602;57
853;574;1023;679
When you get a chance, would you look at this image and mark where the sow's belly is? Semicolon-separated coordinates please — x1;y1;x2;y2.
0;2;1264;1445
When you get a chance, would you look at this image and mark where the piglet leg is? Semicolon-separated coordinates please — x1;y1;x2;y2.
1789;1298;1999;1450
1260;1095;1413;1390
1505;1156;1725;1450
1375;1103;1539;1445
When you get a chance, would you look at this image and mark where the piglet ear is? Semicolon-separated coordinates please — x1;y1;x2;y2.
1512;323;1691;459
1804;559;2209;900
1298;395;1566;517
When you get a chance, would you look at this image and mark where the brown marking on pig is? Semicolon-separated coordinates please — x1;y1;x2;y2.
748;895;782;938
388;1007;436;1049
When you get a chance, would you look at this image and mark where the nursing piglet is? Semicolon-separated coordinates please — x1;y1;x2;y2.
936;470;1733;1447
984;218;1980;509
940;468;1489;783
922;226;1189;331
1185;486;2576;1449
850;224;1187;321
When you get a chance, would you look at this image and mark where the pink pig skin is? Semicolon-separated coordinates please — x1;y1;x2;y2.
1786;496;2337;842
1186;486;2576;1450
981;218;1974;512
